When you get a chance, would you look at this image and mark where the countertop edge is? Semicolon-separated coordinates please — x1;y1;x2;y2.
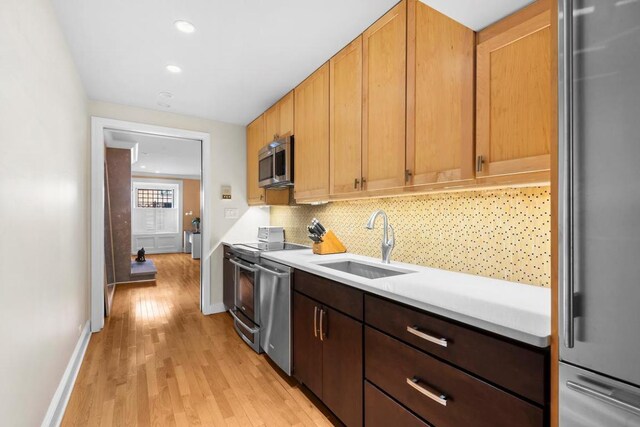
261;252;550;348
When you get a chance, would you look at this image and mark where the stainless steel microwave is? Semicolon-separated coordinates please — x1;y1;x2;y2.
258;136;294;188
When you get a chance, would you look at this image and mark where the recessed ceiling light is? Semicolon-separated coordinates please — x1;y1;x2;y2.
157;101;171;108
174;20;196;34
155;170;161;174
140;165;146;169
166;64;182;73
158;91;173;99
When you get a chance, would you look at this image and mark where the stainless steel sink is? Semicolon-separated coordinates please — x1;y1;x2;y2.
315;260;415;280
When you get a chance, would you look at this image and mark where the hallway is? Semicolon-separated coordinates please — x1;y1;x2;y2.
62;254;334;426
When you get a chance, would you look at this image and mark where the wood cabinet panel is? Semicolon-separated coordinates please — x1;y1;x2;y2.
293;292;323;397
264;91;294;142
365;327;544;427
321;306;363;427
365;295;548;404
264;104;279;143
330;36;363;196
406;0;474;187
246;116;265;205
365;381;429;427
362;0;407;192
294;63;330;201
294;270;363;320
476;7;551;178
279;91;294;136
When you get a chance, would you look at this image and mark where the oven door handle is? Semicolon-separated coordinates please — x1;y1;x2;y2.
229;258;257;272
229;309;259;334
254;264;291;278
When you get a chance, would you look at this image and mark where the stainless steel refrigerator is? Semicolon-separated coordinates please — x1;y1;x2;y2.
559;0;640;425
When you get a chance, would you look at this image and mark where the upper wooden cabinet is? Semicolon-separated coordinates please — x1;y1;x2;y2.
406;0;475;187
362;0;407;192
246;116;266;205
265;91;294;143
330;36;363;197
294;63;330;201
476;3;551;178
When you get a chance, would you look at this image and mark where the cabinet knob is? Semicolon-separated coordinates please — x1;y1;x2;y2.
405;169;413;183
361;177;366;188
354;178;360;189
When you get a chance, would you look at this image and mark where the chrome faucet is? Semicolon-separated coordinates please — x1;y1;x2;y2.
365;210;395;264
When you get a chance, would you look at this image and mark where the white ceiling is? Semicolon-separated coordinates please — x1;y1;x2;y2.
52;0;534;125
105;129;201;178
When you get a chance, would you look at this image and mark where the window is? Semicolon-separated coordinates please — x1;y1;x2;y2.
132;181;181;235
137;188;174;208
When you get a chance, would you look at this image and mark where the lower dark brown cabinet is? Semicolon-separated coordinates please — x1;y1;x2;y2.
365;327;543;427
222;245;234;310
293;291;363;427
365;381;430;427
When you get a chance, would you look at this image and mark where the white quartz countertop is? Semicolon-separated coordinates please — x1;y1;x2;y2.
259;249;551;347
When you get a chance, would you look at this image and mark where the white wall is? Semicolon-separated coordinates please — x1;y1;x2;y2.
89;101;270;309
0;0;90;425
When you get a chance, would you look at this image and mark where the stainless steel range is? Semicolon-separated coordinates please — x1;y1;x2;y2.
227;227;307;375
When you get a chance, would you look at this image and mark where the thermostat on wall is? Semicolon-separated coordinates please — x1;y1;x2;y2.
221;185;232;200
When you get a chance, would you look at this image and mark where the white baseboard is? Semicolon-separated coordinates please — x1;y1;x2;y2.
41;320;91;427
204;302;227;315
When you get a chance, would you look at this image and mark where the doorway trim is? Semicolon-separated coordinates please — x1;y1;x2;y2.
91;117;212;332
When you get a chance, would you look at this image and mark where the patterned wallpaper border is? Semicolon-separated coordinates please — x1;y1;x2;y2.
271;187;551;287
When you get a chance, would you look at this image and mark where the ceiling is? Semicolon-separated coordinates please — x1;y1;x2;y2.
105;129;201;178
52;0;534;126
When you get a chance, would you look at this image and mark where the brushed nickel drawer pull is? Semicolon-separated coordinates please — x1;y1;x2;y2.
407;325;448;347
319;308;325;341
407;377;447;406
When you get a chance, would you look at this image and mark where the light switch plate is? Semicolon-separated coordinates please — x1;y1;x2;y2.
224;208;239;219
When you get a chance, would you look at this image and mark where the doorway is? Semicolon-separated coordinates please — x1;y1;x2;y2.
91;117;212;332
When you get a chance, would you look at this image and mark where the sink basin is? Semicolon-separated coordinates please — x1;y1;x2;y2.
315;260;415;280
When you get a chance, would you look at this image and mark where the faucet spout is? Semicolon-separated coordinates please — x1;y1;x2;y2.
365;210;395;263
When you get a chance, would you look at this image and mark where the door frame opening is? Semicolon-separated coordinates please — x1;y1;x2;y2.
91;117;212;332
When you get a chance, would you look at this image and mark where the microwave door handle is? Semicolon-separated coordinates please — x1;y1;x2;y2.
229;258;257;272
254;264;290;278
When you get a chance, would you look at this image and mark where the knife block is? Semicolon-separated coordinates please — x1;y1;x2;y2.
312;230;347;255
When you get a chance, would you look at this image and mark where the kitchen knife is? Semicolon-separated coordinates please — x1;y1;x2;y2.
307;234;322;243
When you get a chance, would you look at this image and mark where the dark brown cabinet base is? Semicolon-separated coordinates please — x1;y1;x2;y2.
287;268;549;427
293;273;364;427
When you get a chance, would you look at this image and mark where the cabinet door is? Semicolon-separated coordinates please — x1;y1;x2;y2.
362;0;407;192
476;6;551;178
264;103;279;143
330;36;363;196
293;292;323;398
293;63;330;201
246;116;265;205
406;0;474;187
279;91;294;136
321;306;363;427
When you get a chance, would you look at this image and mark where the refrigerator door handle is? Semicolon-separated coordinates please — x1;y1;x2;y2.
561;0;576;349
566;380;640;417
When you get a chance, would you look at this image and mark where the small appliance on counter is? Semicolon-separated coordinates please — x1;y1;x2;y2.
227;226;307;375
307;218;346;255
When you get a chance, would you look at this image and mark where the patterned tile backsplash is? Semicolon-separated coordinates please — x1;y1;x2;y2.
271;187;551;287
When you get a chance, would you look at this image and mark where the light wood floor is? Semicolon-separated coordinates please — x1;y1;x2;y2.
62;253;335;426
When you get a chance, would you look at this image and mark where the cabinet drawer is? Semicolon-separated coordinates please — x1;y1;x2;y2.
365;295;547;404
365;381;430;427
294;270;363;320
365;327;543;427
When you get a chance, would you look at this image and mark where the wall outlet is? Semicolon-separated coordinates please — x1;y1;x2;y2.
224;208;239;219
